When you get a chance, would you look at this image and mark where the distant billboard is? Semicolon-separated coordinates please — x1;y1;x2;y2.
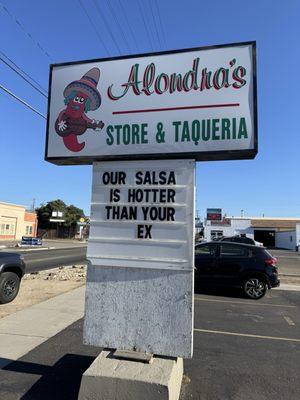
52;211;63;218
207;208;222;221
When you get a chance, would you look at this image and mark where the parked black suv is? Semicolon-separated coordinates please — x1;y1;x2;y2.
219;236;261;246
0;252;26;304
195;242;280;299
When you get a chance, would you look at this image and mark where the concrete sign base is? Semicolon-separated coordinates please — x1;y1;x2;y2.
78;350;183;400
84;263;193;358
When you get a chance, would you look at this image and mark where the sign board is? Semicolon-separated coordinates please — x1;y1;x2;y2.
211;219;231;226
87;159;195;270
52;211;63;218
207;208;222;221
45;41;257;165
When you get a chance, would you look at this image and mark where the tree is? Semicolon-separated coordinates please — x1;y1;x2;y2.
64;204;84;227
36;199;84;231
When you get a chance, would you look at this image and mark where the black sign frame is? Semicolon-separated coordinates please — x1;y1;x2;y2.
45;41;258;165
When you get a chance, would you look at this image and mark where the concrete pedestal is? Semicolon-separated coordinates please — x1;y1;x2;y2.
84;264;193;358
78;350;183;400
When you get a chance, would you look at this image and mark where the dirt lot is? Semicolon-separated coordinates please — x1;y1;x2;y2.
0;265;86;319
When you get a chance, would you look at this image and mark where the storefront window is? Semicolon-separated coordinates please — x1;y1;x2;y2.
26;226;33;235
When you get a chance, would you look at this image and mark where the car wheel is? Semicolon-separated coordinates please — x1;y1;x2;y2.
0;272;21;304
243;277;267;300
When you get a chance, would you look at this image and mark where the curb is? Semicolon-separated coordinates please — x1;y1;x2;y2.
1;246;86;253
275;284;300;291
17;247;54;252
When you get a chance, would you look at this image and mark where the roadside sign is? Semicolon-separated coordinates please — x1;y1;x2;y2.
207;208;222;221
45;41;258;359
52;211;63;217
45;41;257;165
87;159;195;270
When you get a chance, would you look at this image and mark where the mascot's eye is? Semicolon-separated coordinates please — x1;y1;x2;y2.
79;98;85;103
74;97;80;102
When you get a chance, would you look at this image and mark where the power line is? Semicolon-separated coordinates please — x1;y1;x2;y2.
0;53;48;98
78;0;111;56
0;51;47;94
149;0;162;50
117;0;139;53
92;0;122;55
154;0;167;49
145;0;159;50
136;0;154;51
105;0;131;53
0;2;52;60
0;83;46;119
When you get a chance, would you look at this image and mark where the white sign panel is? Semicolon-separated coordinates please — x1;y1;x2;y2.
87;160;195;270
45;42;257;165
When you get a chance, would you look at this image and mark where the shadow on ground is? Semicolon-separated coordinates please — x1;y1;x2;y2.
4;354;94;400
194;284;246;299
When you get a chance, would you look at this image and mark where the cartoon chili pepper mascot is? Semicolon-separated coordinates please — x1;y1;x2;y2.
55;67;104;152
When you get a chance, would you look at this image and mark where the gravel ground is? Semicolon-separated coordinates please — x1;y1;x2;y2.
0;265;86;319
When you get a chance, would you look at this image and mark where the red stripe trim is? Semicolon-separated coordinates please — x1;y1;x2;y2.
112;103;240;115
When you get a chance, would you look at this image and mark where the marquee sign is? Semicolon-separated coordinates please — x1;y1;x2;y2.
87;159;195;270
207;208;222;221
45;41;257;165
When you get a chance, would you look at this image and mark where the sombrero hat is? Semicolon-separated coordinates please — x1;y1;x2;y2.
63;67;101;111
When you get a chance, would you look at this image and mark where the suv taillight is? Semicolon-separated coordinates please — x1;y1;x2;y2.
265;257;278;267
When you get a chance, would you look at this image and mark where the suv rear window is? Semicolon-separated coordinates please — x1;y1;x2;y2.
261;249;274;259
195;244;217;256
232;237;254;244
220;244;249;257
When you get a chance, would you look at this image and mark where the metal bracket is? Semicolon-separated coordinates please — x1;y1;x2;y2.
112;349;154;364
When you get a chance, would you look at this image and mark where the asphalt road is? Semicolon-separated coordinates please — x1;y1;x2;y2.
20;247;87;273
1;245;299;275
0;246;297;276
270;249;300;275
1;288;299;400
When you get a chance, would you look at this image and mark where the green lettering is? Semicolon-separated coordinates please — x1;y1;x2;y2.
221;119;231;139
173;121;181;142
141;123;148;144
238;118;248;138
106;125;114;145
212;119;220;140
182;121;190;142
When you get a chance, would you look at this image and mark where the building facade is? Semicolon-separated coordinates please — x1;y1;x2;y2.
0;202;38;241
204;216;300;250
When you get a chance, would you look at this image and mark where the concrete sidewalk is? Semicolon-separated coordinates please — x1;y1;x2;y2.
0;286;85;369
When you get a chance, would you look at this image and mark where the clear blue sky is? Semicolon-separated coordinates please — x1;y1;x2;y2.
0;0;299;218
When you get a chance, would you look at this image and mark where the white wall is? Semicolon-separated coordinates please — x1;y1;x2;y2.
275;231;296;250
204;219;253;240
296;224;300;251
